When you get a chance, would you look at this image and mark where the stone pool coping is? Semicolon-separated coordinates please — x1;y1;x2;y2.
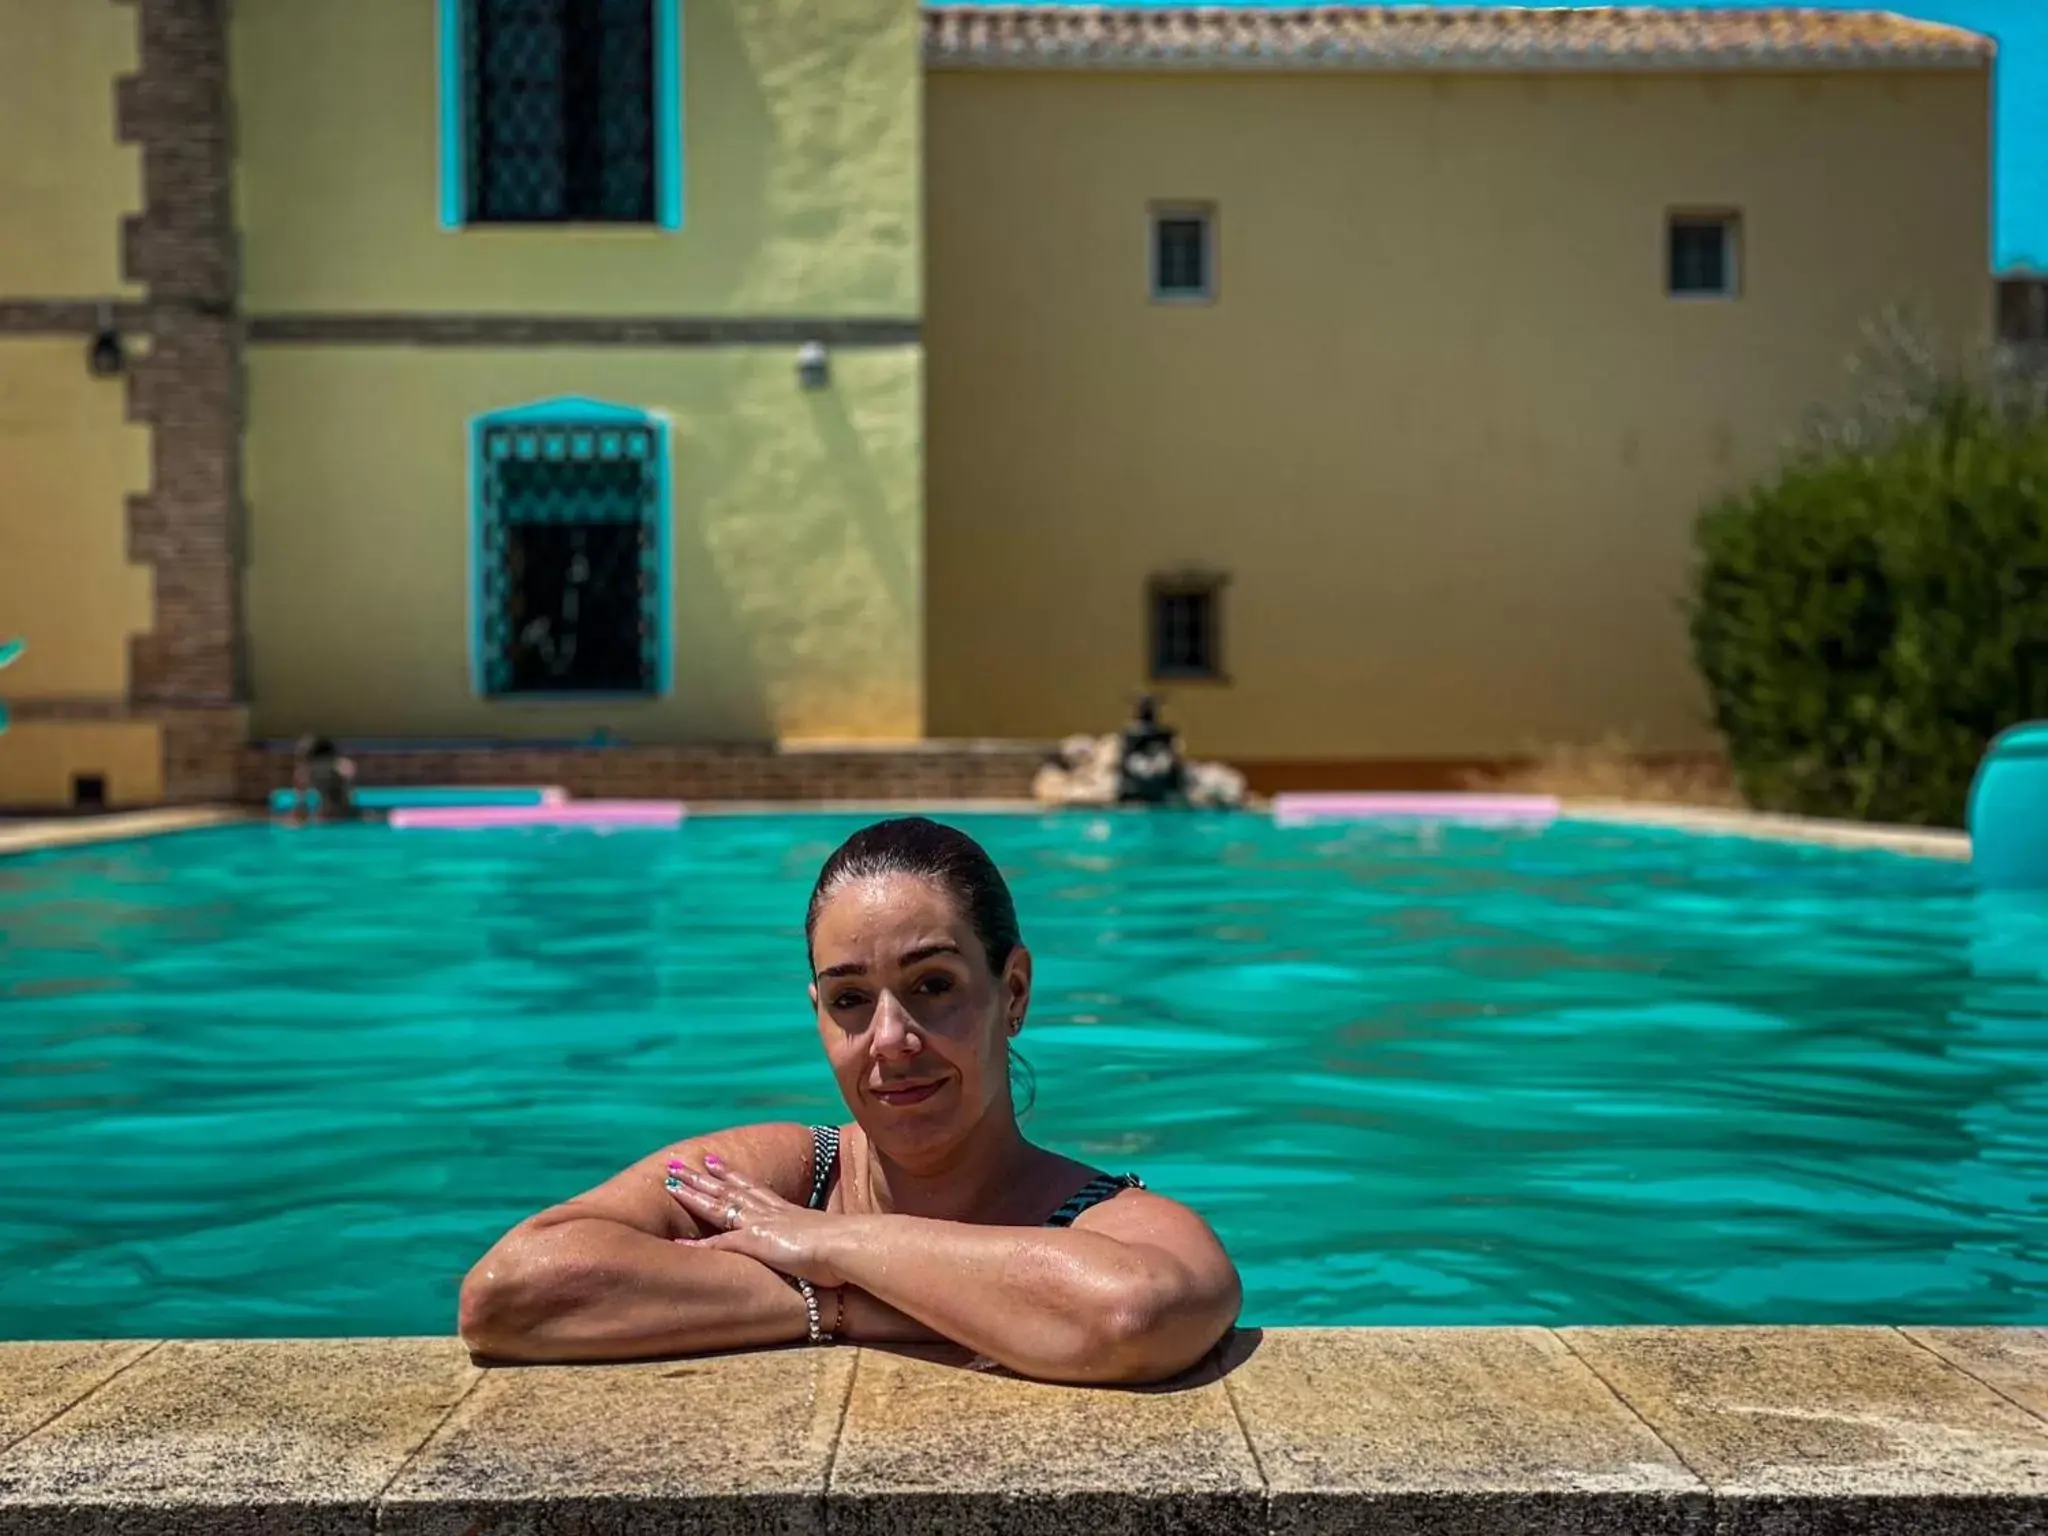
1571;801;1972;861
0;807;248;859
3;1329;2044;1532
0;800;1976;865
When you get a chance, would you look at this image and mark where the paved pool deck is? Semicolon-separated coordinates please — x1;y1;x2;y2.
2;1328;2044;1532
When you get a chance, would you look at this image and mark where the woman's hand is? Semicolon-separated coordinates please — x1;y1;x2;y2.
664;1154;851;1286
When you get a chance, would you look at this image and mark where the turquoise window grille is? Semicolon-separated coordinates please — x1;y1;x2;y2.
0;636;21;736
470;399;673;699
438;0;683;230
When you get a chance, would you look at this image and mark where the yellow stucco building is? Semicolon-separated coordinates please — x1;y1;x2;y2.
0;3;1993;807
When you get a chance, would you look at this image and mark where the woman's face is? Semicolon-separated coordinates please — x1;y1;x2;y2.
809;873;1029;1167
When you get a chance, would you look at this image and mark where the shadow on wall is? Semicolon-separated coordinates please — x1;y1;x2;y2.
668;427;776;743
805;385;914;622
660;358;916;743
684;0;774;309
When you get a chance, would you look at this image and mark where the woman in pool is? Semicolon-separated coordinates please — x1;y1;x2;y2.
459;817;1240;1384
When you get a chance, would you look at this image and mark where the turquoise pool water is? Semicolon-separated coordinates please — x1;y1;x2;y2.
2;813;2044;1339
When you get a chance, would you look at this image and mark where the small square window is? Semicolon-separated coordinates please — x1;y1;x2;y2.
1151;207;1215;302
1149;576;1225;681
1669;213;1740;298
1999;278;2048;344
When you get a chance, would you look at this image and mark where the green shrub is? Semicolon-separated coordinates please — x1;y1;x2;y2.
1690;335;2048;827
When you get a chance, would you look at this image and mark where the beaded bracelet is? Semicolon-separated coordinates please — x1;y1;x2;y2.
791;1276;832;1345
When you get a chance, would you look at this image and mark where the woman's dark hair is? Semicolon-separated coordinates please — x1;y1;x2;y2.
805;817;1021;974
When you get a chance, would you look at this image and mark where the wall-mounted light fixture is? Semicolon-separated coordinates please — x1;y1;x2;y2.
86;303;124;378
796;340;830;391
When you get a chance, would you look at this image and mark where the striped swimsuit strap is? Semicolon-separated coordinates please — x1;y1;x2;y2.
1045;1172;1145;1228
806;1124;839;1210
804;1126;1142;1226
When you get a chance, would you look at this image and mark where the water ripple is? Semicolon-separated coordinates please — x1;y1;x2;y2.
0;814;2045;1338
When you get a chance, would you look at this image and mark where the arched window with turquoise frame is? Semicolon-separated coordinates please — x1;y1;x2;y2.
438;0;684;230
469;397;674;700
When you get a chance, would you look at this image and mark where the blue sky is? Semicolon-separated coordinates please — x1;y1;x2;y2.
1023;0;2045;271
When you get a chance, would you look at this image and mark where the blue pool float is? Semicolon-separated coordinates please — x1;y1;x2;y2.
0;637;21;734
270;785;563;815
1968;722;2048;890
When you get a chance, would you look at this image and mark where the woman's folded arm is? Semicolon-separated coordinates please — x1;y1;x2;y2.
458;1214;809;1362
817;1197;1240;1383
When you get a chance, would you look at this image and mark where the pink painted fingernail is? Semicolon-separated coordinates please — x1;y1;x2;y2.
667;1159;685;1169
705;1153;722;1168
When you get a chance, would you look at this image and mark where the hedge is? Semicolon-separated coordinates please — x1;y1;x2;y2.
1689;350;2048;827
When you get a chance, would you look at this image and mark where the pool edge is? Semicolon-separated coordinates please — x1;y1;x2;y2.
0;808;253;860
1567;801;1971;861
1;1328;2040;1529
0;800;1977;868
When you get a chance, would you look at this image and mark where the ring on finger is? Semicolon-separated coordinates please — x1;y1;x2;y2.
724;1201;742;1229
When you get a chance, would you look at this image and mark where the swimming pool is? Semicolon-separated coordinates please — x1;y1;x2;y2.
2;813;2044;1339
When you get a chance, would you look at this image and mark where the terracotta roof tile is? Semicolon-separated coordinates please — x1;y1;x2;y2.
922;6;1992;71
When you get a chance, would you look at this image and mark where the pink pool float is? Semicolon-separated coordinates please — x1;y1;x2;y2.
389;799;685;831
1273;792;1559;828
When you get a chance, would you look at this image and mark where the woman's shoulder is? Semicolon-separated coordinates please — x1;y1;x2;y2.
1056;1178;1235;1301
1037;1152;1222;1242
